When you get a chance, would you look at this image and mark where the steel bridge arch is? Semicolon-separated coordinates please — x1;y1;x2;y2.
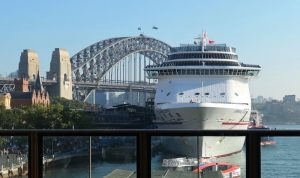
71;35;171;83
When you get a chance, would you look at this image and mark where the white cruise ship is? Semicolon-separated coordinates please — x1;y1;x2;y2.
144;33;261;158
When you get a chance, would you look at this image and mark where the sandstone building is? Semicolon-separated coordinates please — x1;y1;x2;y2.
0;93;11;109
10;72;50;108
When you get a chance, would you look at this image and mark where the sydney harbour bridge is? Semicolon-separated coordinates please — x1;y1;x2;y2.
0;35;171;106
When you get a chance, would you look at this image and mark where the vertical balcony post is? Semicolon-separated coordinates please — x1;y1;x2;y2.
137;132;151;178
29;131;42;178
246;132;261;178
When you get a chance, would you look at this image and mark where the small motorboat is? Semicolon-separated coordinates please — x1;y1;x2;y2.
260;136;277;146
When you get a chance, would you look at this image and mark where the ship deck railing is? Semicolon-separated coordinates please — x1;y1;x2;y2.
0;129;299;178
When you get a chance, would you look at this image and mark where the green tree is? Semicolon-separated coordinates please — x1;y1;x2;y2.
0;98;93;129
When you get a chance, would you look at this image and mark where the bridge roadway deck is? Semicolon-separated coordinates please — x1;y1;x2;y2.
0;78;155;91
0;77;56;86
74;81;156;92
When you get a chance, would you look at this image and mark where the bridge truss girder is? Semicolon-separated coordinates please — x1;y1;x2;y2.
0;84;15;93
70;35;171;102
71;35;171;83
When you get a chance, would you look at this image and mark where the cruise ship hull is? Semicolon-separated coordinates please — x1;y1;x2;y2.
155;102;250;157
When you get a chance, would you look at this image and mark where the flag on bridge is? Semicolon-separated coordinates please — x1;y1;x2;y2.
152;26;158;30
138;27;142;30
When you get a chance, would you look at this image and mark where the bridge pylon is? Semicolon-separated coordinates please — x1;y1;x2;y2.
47;48;72;100
18;49;40;80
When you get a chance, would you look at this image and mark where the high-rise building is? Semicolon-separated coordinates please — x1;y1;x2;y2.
283;95;296;104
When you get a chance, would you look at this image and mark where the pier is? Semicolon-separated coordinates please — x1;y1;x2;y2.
0;154;28;177
104;169;223;178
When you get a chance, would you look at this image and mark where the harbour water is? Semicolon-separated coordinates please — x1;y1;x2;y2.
261;124;300;178
16;125;300;178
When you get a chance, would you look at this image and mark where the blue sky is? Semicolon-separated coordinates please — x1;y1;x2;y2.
0;0;300;99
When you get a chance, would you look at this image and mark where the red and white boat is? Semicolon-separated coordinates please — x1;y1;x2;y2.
162;157;241;178
193;162;241;178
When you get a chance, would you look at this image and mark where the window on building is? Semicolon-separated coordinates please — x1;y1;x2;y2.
64;73;68;81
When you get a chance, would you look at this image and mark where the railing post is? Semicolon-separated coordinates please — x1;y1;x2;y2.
137;132;151;178
246;132;261;178
29;131;42;178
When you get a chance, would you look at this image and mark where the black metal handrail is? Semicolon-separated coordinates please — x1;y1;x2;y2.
1;129;300;178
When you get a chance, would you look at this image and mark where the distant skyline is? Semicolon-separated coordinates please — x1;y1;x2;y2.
0;0;300;99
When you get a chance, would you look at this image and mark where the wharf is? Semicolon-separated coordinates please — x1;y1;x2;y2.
0;164;28;178
104;169;223;178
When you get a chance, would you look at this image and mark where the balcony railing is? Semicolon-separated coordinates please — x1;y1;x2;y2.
0;129;299;178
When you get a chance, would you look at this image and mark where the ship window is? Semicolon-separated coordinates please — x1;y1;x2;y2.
224;69;229;75
205;93;210;96
233;70;237;75
179;93;184;95
220;92;226;96
218;69;223;75
204;70;209;75
177;69;182;75
166;92;171;96
195;93;200;96
187;69;192;75
200;69;205;75
214;69;219;75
